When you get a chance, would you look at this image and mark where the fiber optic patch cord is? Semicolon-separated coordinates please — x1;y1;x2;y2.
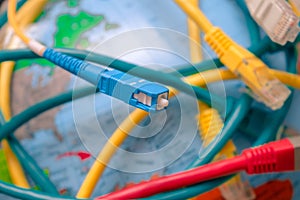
0;0;300;199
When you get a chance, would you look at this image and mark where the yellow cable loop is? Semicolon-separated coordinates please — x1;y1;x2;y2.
1;0;47;188
187;0;202;63
77;109;149;198
7;0;31;44
270;69;300;89
186;0;208;126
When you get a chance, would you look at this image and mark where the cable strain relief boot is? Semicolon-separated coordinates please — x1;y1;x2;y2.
198;107;224;146
242;138;295;174
204;27;234;58
43;48;84;75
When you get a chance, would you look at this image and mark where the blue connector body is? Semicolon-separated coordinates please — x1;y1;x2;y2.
98;69;169;111
43;48;169;112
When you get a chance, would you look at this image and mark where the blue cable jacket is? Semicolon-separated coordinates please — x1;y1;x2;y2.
43;48;84;75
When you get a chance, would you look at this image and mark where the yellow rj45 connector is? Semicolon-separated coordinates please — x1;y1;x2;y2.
205;27;291;110
174;0;291;110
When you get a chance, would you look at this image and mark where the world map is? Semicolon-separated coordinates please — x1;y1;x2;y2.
3;0;300;198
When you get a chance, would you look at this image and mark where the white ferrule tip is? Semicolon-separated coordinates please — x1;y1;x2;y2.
28;40;46;56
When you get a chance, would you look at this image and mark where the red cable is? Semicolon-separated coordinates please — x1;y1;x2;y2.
97;156;246;199
96;138;296;200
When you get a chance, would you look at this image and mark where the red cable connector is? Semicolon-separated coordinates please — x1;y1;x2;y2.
96;137;300;200
243;138;295;174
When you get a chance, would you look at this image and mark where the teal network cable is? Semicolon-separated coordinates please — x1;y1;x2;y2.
236;0;260;44
0;87;94;141
253;47;297;146
0;180;78;200
0;112;59;194
8;136;59;194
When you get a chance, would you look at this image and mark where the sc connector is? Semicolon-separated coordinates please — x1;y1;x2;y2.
43;48;169;112
98;69;169;112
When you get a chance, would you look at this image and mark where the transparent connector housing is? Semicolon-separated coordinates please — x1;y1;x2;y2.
238;57;291;110
245;0;300;45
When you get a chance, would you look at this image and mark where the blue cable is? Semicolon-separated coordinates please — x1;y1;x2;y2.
43;48;169;112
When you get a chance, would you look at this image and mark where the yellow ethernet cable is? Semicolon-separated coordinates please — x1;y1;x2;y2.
186;0;211;141
0;61;29;188
197;103;235;159
188;69;300;89
269;69;300;89
174;0;291;111
187;69;300;90
1;0;47;188
185;0;237;165
187;0;202;62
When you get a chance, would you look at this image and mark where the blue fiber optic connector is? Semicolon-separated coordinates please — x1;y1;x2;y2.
43;48;169;112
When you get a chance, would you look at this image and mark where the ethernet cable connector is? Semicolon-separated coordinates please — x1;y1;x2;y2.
97;69;169;112
204;27;291;110
245;0;300;45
